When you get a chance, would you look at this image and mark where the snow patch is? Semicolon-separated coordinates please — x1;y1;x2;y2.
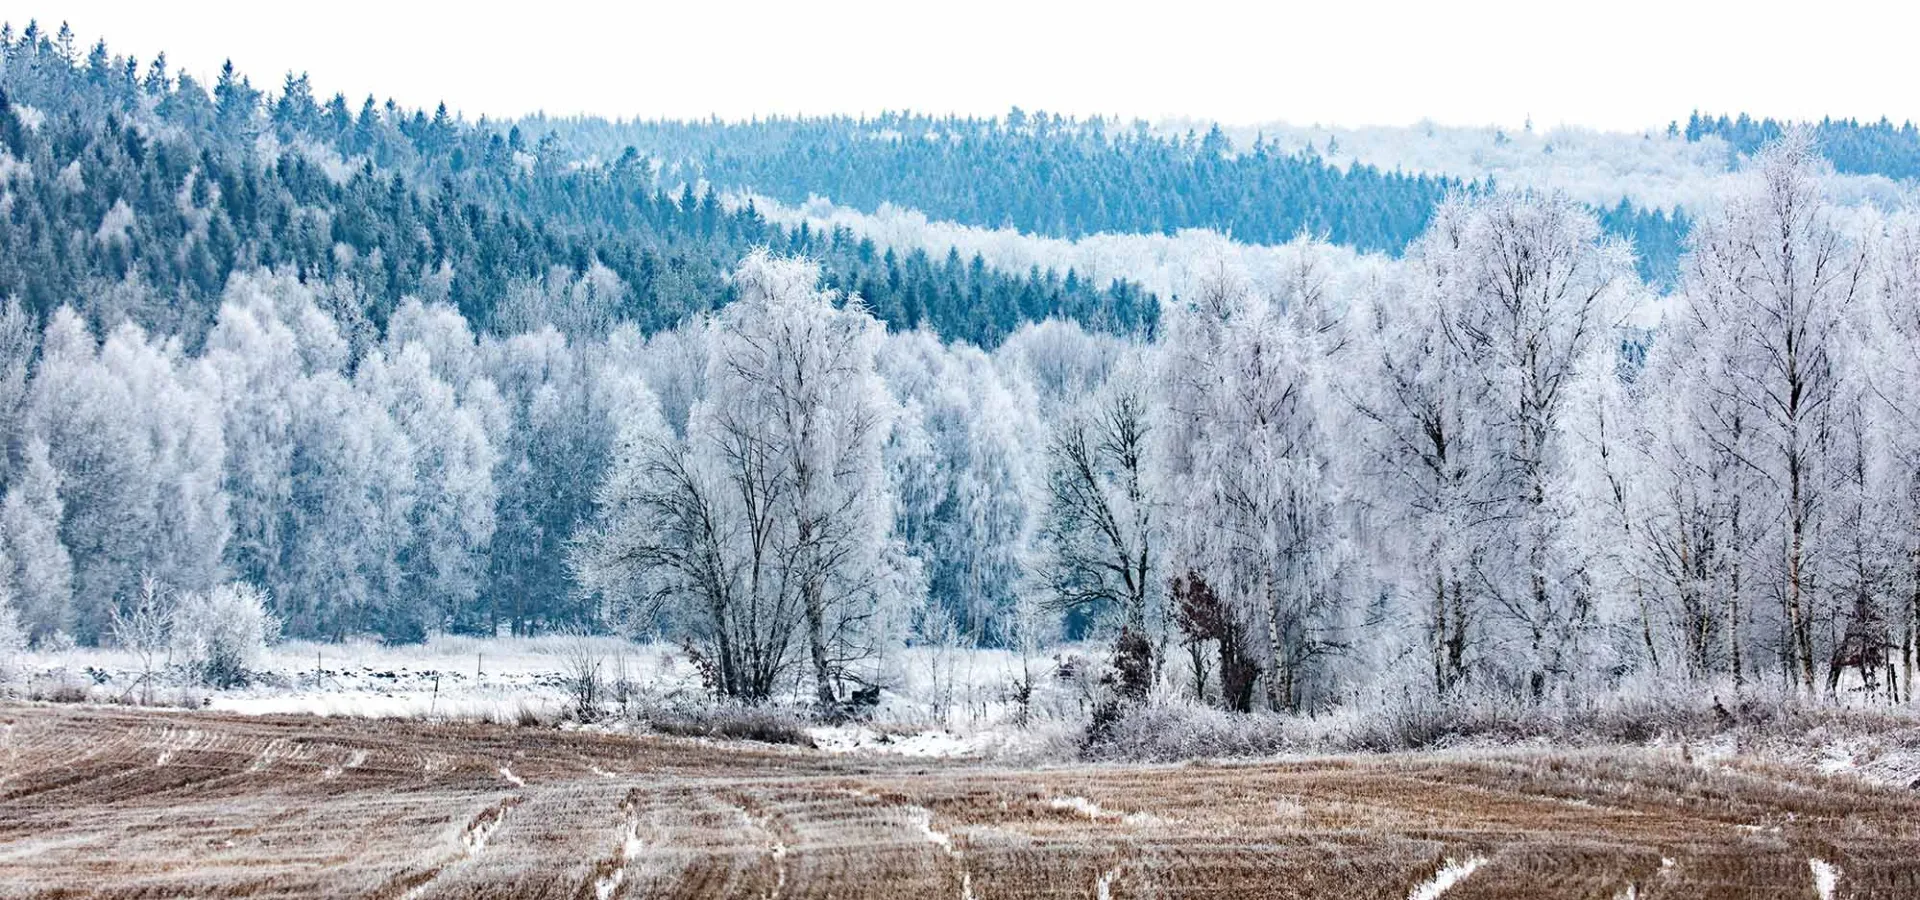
1408;856;1485;900
914;808;954;853
808;725;997;758
1049;795;1109;819
462;812;504;856
769;840;789;895
593;816;643;900
322;748;367;780
1810;858;1840;900
1045;794;1161;827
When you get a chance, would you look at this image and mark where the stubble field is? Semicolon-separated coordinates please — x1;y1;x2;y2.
0;704;1915;899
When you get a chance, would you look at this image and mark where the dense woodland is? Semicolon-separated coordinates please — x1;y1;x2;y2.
5;23;1920;714
1684;111;1920;181
525;111;1695;284
0;22;1153;349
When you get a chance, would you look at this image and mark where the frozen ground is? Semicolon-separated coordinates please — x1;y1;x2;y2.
4;703;1915;898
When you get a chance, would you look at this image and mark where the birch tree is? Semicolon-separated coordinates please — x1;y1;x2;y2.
1681;132;1866;693
1415;190;1636;697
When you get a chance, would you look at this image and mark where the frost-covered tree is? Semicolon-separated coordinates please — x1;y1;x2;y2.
578;252;907;705
282;372;416;639
361;331;498;637
706;251;902;705
574;383;803;701
878;329;1043;645
201;274;358;603
1159;258;1350;711
1413;190;1637;697
1632;283;1769;683
483;325;612;634
0;438;72;642
0;570;26;681
172;581;278;687
1869;209;1920;699
0;298;36;492
1036;357;1158;643
1351;260;1488;695
1680;132;1867;693
111;575;173;703
21;309;226;640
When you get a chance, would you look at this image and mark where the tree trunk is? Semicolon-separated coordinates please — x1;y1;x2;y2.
804;578;834;707
1264;569;1286;712
1431;571;1447;695
1729;501;1745;688
1788;459;1817;692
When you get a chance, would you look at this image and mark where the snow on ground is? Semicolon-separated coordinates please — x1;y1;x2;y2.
1178;119;1910;215
807;725;1013;759
1810;858;1841;900
737;191;1397;303
17;635;693;721
1406;856;1485;900
10;636;1078;753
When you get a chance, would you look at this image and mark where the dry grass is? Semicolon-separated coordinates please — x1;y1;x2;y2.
0;703;1916;898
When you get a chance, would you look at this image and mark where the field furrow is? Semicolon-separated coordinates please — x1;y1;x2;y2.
3;705;1917;898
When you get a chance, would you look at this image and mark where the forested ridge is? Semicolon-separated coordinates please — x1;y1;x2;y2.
6;20;1920;719
0;21;1153;349
1684;110;1920;180
524;111;1695;283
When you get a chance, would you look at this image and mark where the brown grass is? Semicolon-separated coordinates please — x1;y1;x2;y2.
0;703;1915;898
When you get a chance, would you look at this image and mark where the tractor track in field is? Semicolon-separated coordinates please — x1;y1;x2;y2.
2;703;1918;898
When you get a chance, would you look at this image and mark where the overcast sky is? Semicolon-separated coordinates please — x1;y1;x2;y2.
11;1;1919;132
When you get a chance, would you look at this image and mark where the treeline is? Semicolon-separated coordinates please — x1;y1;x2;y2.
1684;110;1920;181
0;22;1152;348
0;260;1108;652
2;132;1916;718
571;132;1920;711
527;110;1694;283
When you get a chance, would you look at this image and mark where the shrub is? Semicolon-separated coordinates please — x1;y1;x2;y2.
1111;626;1154;703
557;630;607;722
172;582;279;688
1081;701;1303;762
645;704;813;746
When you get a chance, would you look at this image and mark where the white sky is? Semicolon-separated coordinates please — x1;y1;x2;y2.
10;0;1920;132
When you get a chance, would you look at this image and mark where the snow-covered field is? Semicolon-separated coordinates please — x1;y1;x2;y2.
16;635;1920;782
9;635;1094;757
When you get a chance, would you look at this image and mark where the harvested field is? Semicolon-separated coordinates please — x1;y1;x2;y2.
2;704;1917;898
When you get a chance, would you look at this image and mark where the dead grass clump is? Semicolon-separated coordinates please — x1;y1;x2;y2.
645;704;814;746
515;701;550;728
25;674;93;704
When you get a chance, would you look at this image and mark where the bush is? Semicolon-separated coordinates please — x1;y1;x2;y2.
171;582;279;688
1081;701;1304;762
1075;676;1920;763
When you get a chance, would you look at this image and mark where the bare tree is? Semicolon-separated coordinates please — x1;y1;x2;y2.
110;574;173;704
1037;372;1156;637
